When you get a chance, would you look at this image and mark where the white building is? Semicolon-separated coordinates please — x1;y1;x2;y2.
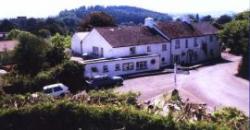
71;18;220;78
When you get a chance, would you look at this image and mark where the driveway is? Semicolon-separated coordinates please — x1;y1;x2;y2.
115;53;249;115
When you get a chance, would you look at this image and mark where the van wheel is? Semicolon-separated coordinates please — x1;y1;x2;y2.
60;93;65;97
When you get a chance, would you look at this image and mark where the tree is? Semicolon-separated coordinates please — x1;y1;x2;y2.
13;32;50;75
46;33;69;66
219;20;249;55
57;61;84;93
238;52;248;79
235;11;250;20
219;11;249;78
78;12;116;31
200;15;214;22
0;19;16;32
38;29;51;38
7;29;23;39
216;15;232;25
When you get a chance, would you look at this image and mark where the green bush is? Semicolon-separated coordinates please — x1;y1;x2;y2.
0;100;176;130
2;61;84;94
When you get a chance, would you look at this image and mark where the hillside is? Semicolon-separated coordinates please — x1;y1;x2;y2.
58;5;172;24
56;5;172;32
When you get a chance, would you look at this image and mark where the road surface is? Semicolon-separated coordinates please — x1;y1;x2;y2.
115;53;249;115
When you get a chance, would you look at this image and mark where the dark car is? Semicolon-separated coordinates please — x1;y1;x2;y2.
86;76;123;88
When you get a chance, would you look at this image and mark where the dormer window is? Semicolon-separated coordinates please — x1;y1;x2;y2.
130;47;136;55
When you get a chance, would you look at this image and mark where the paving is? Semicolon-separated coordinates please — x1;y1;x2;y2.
115;53;249;115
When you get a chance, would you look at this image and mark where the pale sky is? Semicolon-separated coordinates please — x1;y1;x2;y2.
0;0;249;18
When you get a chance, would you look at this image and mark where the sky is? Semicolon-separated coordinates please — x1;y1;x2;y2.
0;0;249;18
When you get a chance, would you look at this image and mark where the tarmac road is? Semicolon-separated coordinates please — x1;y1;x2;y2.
115;53;249;115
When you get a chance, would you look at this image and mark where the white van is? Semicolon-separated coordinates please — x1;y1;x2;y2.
43;83;69;97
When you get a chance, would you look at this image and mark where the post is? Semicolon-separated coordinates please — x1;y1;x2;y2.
174;63;177;88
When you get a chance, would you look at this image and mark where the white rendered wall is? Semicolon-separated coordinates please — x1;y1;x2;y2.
106;42;171;66
84;55;160;78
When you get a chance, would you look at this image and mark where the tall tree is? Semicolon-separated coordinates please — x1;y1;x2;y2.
13;32;50;75
46;33;69;66
78;12;116;31
200;15;214;22
216;15;232;25
219;20;249;55
0;20;16;32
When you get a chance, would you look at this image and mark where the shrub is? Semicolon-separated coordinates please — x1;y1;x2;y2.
3;61;84;94
0;100;176;130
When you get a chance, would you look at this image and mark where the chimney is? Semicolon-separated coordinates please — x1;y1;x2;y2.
144;17;155;28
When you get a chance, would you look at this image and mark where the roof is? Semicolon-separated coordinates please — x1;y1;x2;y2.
191;22;218;35
157;22;202;39
74;32;89;40
0;40;18;52
71;53;159;65
93;22;218;48
95;26;168;48
43;83;66;90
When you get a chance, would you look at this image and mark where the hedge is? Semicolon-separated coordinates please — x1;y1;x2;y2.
0;101;176;130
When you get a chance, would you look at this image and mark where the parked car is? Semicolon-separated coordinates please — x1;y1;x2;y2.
43;83;69;97
86;76;123;88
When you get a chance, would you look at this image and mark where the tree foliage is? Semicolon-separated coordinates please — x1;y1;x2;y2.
200;15;214;22
13;32;50;75
0;6;173;34
216;15;232;25
0;19;16;32
219;11;249;78
79;12;116;31
219;20;249;55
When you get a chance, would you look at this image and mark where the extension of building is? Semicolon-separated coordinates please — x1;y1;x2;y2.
71;17;221;78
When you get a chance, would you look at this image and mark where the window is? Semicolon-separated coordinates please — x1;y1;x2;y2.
175;39;180;49
93;46;99;55
80;40;83;53
54;87;63;92
91;67;98;72
194;38;198;47
103;65;109;73
44;88;52;94
151;59;156;64
209;35;213;42
130;47;136;55
123;62;134;71
185;39;188;48
100;48;104;57
136;61;148;70
161;57;165;62
147;46;151;52
115;64;120;71
162;44;167;51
